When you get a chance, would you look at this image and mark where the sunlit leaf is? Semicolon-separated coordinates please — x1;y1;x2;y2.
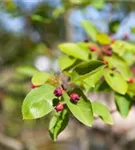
22;84;55;119
63;89;93;126
92;101;113;125
59;43;89;61
97;33;111;45
115;94;132;117
58;55;76;70
32;71;50;86
104;69;128;94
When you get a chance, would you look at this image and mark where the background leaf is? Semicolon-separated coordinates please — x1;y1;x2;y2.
63;88;93;127
22;84;55;119
81;20;98;41
49;109;69;141
92;101;113;125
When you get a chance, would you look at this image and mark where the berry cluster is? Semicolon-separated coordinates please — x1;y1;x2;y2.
53;87;80;112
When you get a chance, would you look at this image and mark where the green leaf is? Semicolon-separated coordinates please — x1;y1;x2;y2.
83;65;105;88
32;71;50;86
63;89;93;127
91;0;105;9
92;101;113;125
131;27;135;34
49;109;69;141
104;69;128;94
71;61;105;82
111;40;135;55
115;94;132;117
81;20;98;41
22;84;55;119
16;66;37;77
58;55;76;70
73;60;104;76
104;54;131;80
59;43;89;61
96;33;111;45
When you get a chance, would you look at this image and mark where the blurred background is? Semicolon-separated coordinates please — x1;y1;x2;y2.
0;0;135;150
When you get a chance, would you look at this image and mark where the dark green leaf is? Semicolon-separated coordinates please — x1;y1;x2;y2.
92;101;113;125
63;89;93;126
74;60;104;76
22;84;55;119
49;109;69;141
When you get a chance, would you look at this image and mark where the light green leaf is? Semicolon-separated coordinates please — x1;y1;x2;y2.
22;84;55;119
104;69;128;94
97;33;111;45
115;94;132;117
92;101;113;125
58;55;76;70
104;54;131;80
91;0;105;9
16;66;37;77
59;43;89;61
81;20;98;41
49;109;69;141
32;71;50;86
63;89;93;127
111;40;135;55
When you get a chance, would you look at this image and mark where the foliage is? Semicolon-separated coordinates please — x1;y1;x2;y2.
22;19;135;141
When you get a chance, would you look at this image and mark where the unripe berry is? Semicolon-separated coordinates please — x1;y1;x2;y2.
53;87;63;97
105;50;112;56
128;77;134;83
55;103;64;112
31;84;38;89
89;45;96;52
70;93;80;103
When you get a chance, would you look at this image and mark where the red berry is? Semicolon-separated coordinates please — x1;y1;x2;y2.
53;87;63;97
31;84;38;89
123;33;129;40
89;45;96;52
55;103;64;112
128;77;134;83
132;68;135;74
105;50;112;56
70;93;80;103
